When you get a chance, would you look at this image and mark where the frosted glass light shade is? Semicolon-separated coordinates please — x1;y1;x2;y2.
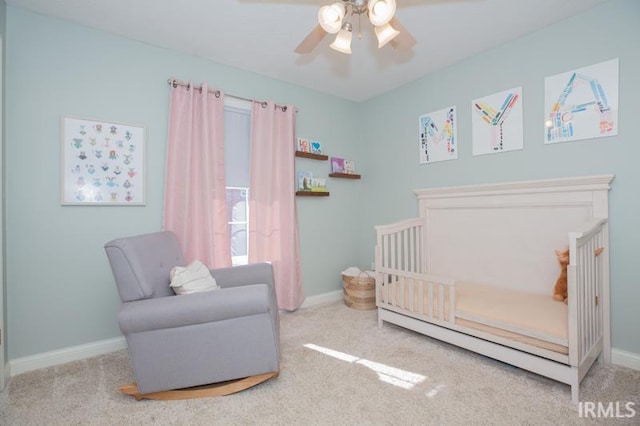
368;0;396;26
330;27;353;54
374;22;400;48
318;2;346;34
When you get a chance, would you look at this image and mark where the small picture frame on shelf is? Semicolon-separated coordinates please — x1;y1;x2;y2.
297;170;313;191
330;156;345;173
311;178;327;192
310;140;322;154
297;138;311;153
344;160;356;174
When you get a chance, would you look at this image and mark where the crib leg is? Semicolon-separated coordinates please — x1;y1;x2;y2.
570;367;580;404
377;309;383;328
571;384;580;405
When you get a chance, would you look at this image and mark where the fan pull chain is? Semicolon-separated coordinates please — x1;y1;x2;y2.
358;10;363;40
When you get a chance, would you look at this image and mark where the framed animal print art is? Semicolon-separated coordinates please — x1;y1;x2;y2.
61;116;146;205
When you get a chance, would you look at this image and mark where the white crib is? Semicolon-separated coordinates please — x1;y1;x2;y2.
374;175;613;403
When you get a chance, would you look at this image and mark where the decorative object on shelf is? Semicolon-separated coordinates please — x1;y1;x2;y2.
544;58;618;144
472;86;523;156
311;178;327;192
297;137;311;153
62;116;145;205
295;0;416;55
330;156;345;172
297;170;313;191
310;140;322;154
419;106;458;164
344;160;356;174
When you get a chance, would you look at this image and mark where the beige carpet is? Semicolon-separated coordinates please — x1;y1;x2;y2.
1;302;638;425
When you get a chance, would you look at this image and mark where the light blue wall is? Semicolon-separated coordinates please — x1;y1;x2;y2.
357;0;640;354
5;6;362;359
5;0;640;361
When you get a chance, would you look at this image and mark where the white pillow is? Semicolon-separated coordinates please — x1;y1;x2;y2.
170;260;219;295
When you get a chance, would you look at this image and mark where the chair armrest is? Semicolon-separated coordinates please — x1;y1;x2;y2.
118;283;269;335
210;262;275;290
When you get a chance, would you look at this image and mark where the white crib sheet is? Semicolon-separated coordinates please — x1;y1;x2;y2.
455;281;569;354
384;279;569;354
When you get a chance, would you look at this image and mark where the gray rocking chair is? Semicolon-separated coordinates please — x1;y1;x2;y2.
104;230;280;400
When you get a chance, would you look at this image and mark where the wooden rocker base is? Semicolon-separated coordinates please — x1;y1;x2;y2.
119;371;279;401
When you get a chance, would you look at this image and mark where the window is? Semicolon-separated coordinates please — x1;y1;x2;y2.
227;187;248;265
224;99;252;265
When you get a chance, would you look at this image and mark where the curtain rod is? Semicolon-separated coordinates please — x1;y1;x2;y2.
167;78;297;113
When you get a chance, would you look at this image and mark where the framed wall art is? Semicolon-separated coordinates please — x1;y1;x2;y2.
419;106;458;164
61;116;146;205
544;58;619;144
471;86;523;156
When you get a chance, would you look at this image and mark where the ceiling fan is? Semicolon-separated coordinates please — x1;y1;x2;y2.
295;0;416;55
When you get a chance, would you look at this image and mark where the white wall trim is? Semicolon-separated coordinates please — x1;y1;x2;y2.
300;289;343;309
7;291;346;377
5;300;638;378
612;348;640;371
8;336;126;376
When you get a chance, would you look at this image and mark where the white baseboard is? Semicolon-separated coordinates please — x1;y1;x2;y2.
612;348;640;371
6;299;638;377
300;289;343;309
8;336;126;377
8;291;345;376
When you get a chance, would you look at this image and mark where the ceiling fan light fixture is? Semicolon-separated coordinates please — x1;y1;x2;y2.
374;22;400;48
318;2;346;34
367;0;396;26
330;22;353;54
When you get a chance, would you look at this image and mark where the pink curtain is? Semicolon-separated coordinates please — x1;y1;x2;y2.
163;82;232;268
249;102;303;311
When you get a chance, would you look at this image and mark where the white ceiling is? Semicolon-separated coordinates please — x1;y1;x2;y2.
7;0;610;102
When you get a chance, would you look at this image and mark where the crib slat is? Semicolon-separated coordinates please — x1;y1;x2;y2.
589;239;596;354
391;234;397;271
582;246;588;358
438;285;444;321
390;274;395;306
380;274;386;304
427;281;433;319
449;285;456;323
403;229;409;272
412;225;416;273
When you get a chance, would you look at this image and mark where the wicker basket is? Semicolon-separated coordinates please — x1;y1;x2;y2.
342;273;376;310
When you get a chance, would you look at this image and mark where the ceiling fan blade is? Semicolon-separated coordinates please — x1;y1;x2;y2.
389;17;416;51
294;24;327;54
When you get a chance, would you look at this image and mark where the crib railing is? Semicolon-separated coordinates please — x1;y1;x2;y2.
567;218;607;367
375;218;425;274
375;218;456;323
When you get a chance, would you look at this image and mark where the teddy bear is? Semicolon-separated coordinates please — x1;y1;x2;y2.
553;248;570;303
553;247;604;303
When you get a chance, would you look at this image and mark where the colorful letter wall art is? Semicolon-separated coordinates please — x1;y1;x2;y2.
544;58;619;144
62;117;146;205
471;87;523;156
419;106;458;164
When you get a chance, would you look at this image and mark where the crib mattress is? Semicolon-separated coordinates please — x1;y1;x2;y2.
383;279;569;354
455;282;568;354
